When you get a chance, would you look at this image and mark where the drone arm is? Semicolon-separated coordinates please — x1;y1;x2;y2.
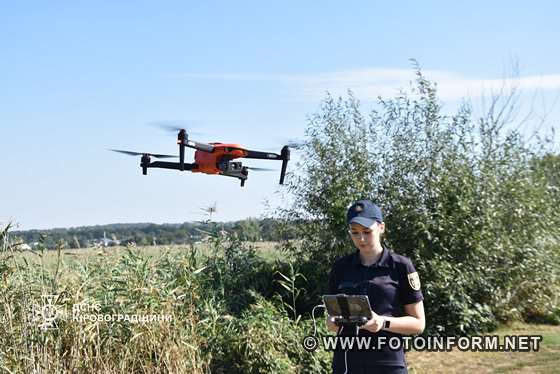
279;146;290;184
243;150;282;160
182;139;214;153
147;161;198;171
244;147;290;184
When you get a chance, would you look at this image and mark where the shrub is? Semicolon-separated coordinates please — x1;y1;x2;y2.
279;68;560;334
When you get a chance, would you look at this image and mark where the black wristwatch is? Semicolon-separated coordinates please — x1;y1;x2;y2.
383;319;391;330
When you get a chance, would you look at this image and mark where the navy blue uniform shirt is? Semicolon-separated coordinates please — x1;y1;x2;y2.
328;246;423;370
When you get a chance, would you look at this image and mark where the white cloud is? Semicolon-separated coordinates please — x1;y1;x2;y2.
300;69;560;103
175;68;560;102
174;73;298;81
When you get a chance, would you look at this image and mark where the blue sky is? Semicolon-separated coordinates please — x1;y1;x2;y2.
1;1;559;230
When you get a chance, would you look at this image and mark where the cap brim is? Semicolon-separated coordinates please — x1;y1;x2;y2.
349;217;376;227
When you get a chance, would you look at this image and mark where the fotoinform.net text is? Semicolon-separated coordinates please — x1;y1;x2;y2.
307;335;543;352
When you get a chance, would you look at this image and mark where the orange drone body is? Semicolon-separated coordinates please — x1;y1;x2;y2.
193;143;247;174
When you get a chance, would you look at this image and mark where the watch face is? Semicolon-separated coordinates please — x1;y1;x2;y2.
384;320;390;328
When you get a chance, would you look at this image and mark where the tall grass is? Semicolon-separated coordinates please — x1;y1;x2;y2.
0;226;330;373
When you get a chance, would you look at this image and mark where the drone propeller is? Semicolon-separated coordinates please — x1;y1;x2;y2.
246;166;276;172
261;139;304;152
286;139;306;149
109;149;178;159
150;121;206;137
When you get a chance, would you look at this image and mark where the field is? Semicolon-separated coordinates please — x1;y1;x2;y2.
407;323;560;374
22;242;282;266
1;243;559;373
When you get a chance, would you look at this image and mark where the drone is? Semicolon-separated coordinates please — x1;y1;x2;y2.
111;129;290;187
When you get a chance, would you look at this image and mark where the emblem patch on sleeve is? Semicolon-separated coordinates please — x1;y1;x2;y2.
407;272;421;291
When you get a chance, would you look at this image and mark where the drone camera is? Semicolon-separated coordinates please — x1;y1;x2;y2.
228;162;242;171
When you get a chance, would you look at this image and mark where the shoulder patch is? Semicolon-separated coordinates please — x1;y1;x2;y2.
407;272;421;291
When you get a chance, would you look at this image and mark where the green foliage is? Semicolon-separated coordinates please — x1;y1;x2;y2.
275;263;307;320
280;68;560;334
206;294;330;374
232;218;262;242
200;228;277;314
280;91;378;261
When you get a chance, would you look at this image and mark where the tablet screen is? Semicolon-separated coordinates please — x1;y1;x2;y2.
322;294;373;319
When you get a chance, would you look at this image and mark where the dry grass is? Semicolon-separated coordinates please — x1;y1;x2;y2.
407;323;560;374
1;245;210;373
19;241;281;268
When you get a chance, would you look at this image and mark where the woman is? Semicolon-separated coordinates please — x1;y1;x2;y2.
326;200;425;374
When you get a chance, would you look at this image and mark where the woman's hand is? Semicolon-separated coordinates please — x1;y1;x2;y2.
359;311;384;334
326;316;339;333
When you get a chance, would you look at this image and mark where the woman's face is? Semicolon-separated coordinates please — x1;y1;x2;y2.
348;221;385;250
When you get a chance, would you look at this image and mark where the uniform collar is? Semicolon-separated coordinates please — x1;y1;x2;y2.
351;245;391;268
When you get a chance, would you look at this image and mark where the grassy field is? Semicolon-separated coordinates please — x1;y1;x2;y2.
3;243;559;373
19;241;282;267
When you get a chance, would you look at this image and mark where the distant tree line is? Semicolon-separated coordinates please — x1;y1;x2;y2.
12;218;300;249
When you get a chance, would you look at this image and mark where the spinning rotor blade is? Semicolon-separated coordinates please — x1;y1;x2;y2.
110;149;144;157
261;138;305;152
109;149;178;159
286;139;305;149
146;153;179;159
246;166;276;172
150;120;206;137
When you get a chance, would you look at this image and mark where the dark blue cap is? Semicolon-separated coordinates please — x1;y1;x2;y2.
346;200;383;227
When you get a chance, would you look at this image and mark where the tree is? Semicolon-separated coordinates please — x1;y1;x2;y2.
233;219;262;242
279;68;560;334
